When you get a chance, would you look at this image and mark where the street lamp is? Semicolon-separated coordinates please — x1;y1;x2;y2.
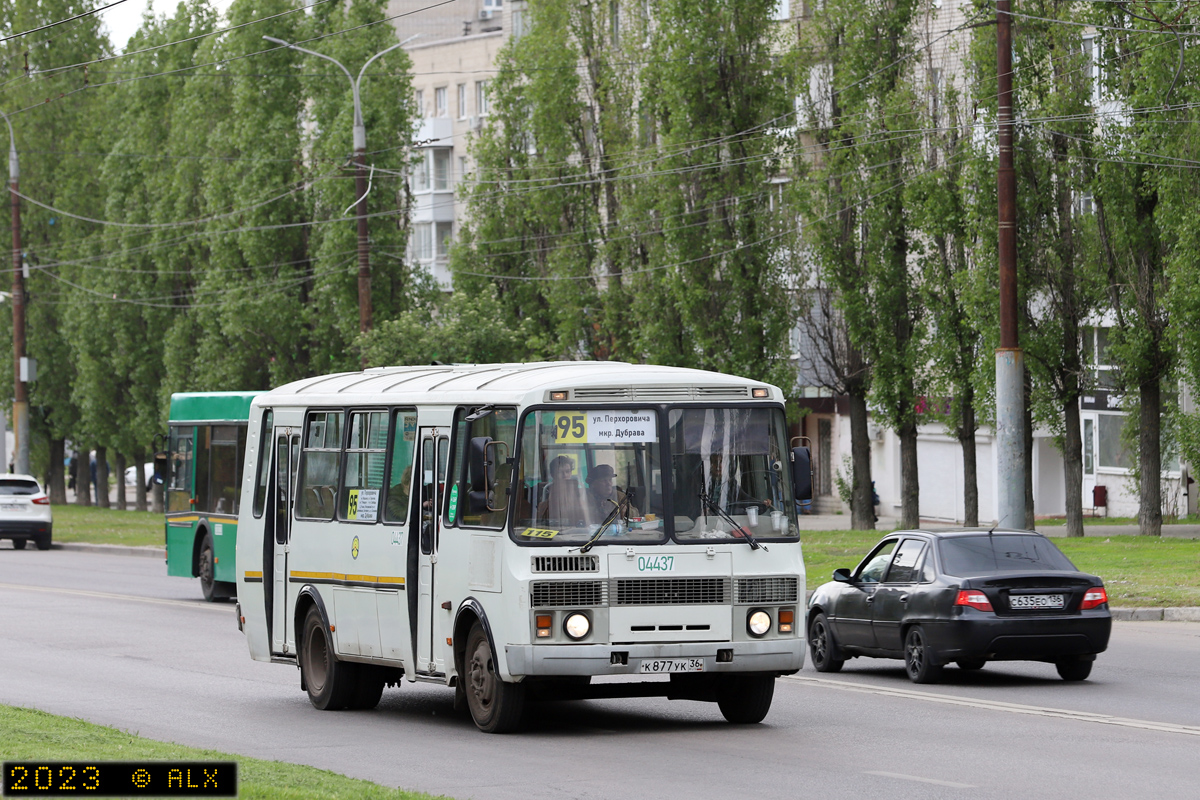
264;34;418;334
0;107;28;476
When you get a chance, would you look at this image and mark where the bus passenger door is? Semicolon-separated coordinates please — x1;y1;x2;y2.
271;430;299;655
416;430;449;674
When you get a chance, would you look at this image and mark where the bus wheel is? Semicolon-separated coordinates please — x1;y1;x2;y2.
199;532;216;602
349;665;386;710
716;674;775;724
300;606;355;710
464;621;525;733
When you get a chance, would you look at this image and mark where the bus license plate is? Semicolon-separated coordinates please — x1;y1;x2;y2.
1009;593;1065;610
638;658;704;674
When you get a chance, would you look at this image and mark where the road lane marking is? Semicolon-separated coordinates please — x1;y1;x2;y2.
0;582;229;612
786;675;1200;737
864;771;975;789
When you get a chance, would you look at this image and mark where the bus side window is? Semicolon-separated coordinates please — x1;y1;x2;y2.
454;407;517;529
210;425;241;515
383;410;418;523
167;425;194;513
297;411;343;520
252;411;273;518
339;411;389;523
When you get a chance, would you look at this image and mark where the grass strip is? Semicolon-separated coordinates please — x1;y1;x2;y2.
801;530;1200;607
0;705;449;800
50;505;164;548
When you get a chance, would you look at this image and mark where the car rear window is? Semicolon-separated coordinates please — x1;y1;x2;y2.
0;479;39;495
938;535;1077;576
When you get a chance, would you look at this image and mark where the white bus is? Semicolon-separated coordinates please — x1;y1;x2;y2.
235;362;811;732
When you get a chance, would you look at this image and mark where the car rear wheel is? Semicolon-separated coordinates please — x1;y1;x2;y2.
11;538;26;550
1056;658;1093;682
956;659;986;671
809;613;844;673
465;621;525;733
716;674;775;724
904;626;943;684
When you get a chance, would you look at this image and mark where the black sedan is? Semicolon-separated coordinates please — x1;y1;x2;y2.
807;529;1112;683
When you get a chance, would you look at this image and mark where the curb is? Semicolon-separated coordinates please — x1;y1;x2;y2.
53;542;165;560
1110;607;1200;622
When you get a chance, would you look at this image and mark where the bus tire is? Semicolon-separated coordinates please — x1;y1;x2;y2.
716;674;775;724
198;532;216;602
300;606;356;710
464;621;525;733
349;665;386;710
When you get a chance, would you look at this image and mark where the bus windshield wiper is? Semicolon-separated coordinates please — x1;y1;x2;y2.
698;491;767;551
576;499;623;554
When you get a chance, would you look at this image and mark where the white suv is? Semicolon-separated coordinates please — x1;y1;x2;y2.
0;474;52;550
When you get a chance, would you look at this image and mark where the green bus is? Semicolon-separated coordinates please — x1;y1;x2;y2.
165;391;262;601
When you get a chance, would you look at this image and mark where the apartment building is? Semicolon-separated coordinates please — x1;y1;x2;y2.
389;0;517;288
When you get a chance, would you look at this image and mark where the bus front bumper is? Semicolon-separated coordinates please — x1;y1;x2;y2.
505;639;804;678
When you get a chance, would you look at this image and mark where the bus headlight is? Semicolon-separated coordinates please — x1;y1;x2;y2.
747;610;771;637
564;612;591;640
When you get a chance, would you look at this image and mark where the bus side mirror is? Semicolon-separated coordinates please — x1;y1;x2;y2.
791;446;812;502
468;436;495;512
153;451;168;486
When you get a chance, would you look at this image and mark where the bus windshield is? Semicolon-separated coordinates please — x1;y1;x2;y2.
668;407;799;541
514;409;666;545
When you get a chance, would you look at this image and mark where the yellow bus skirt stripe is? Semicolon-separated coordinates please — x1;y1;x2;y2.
288;570;405;587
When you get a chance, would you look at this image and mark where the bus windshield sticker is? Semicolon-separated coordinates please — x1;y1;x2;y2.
448;484;459;522
520;528;560;539
355;489;379;522
553;410;657;444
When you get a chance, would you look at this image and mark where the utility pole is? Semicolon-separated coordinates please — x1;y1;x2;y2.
264;35;416;334
1;109;27;476
995;0;1025;529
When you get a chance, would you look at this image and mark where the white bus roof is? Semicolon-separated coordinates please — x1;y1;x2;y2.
255;362;783;407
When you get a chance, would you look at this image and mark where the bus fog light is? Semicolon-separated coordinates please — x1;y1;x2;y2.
747;610;771;637
564;613;591;640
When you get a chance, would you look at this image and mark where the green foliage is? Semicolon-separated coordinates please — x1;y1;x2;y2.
355;285;529;367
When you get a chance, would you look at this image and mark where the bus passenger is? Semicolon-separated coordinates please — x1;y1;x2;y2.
385;466;412;521
584;464;639;522
536;456;583;524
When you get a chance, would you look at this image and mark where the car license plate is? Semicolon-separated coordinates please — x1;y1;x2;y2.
0;503;22;511
638;658;705;674
1010;593;1065;610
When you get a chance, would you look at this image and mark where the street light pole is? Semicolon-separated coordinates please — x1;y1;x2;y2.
995;0;1025;530
0;108;28;476
264;35;409;334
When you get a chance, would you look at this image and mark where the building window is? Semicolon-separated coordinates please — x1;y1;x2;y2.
476;80;490;116
433;149;451;191
1083;327;1117;390
412;222;454;263
435;86;447;117
414;89;425;118
1097;413;1131;471
457;83;467;118
411;152;430;192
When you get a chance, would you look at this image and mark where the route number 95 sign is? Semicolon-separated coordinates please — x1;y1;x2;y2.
552;410;656;444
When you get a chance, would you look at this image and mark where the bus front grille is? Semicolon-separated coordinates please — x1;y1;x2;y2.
613;577;730;606
734;576;799;605
532;555;599;573
531;580;607;607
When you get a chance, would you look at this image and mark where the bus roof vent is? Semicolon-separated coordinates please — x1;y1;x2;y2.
694;386;751;398
532;555;599;573
571;387;632;400
632;386;692;400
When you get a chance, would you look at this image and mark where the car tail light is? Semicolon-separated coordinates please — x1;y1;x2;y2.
1081;587;1108;610
32;496;50;505
955;589;993;611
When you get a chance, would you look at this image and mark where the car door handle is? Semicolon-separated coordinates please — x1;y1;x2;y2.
865;595;874;604
899;594;909;603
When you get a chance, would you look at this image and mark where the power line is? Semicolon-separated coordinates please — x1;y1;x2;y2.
0;0;129;45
